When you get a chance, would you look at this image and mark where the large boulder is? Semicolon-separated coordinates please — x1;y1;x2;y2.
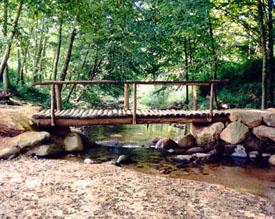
253;125;275;142
0;146;20;159
155;138;178;150
27;144;64;157
220;121;249;144
228;109;263;128
15;131;50;149
64;132;84;152
191;122;224;146
0;105;41;137
0;137;20;159
268;155;275;166
263;113;275;127
176;134;196;148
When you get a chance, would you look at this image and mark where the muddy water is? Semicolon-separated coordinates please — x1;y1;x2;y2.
82;124;275;203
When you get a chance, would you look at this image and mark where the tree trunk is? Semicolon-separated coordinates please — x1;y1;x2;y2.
66;50;90;102
184;38;189;105
258;0;268;109
76;58;102;102
53;18;63;81
16;46;22;83
267;0;274;106
38;36;49;82
208;16;219;109
0;0;8;80
33;27;44;82
0;0;23;95
59;28;77;89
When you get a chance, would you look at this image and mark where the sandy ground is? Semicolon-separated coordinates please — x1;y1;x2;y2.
0;157;274;219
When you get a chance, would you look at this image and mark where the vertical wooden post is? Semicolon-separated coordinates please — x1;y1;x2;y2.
209;82;214;119
132;83;137;124
51;84;56;126
55;84;62;111
124;83;130;110
192;85;198;111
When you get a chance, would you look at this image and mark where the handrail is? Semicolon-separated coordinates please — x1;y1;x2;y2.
33;79;227;126
33;79;228;86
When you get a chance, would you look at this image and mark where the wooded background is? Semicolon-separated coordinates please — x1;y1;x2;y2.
0;0;274;109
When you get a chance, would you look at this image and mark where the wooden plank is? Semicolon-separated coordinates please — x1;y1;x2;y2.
33;79;228;86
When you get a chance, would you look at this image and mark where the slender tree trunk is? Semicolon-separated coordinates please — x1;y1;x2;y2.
16;46;22;83
208;16;219;109
0;0;23;95
184;38;189;105
66;50;90;102
267;0;274;106
38;36;48;82
59;28;77;89
33;27;44;82
258;0;268;109
0;0;8;81
76;58;102;102
53;18;63;81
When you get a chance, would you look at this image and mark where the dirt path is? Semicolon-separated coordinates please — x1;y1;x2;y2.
0;157;274;219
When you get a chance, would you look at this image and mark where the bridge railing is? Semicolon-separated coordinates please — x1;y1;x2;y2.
33;80;227;126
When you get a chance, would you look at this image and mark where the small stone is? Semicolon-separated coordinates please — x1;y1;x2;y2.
167;149;175;153
172;155;192;163
231;145;247;158
248;151;259;159
268;155;275;166
186;147;204;154
27;144;64;157
192;153;211;162
115;155;131;166
177;134;196;148
155;138;178;150
262;153;271;159
84;158;94;164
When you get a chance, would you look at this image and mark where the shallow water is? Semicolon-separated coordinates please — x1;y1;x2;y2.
81;124;275;202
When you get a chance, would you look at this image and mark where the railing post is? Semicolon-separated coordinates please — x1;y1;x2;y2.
124;83;130;110
132;83;137;124
55;84;62;111
209;82;214;119
192;85;198;111
51;84;56;126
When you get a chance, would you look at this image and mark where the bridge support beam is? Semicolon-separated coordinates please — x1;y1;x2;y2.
124;83;130;110
55;84;62;111
132;83;137;124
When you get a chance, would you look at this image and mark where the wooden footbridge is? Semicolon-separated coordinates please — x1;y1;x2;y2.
32;80;229;127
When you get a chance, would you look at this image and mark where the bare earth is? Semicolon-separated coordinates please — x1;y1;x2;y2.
0;157;274;219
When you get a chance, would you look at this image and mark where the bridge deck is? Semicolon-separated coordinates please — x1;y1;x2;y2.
32;109;229;126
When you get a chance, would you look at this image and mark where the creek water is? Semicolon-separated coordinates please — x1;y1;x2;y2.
80;124;275;203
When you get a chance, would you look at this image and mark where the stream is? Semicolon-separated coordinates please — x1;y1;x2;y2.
77;124;275;203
